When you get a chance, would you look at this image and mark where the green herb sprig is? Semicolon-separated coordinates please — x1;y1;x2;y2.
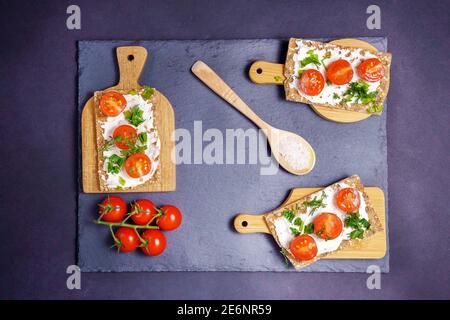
303;191;327;216
124;106;145;127
344;211;371;239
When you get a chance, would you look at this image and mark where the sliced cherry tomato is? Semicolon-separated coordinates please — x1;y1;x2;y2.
140;229;167;256
299;69;325;96
114;227;140;253
357;58;384;82
313;212;343;240
99;91;127;116
290;235;318;261
131;199;158;225
98;196;127;223
124;153;151;178
326;59;353;85
336;188;361;213
157;205;182;231
113;125;137;150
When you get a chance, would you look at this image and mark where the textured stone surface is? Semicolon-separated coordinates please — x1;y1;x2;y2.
78;38;388;272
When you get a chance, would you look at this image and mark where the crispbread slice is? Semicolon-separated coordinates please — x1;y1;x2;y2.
283;38;392;114
93;90;161;192
264;175;383;269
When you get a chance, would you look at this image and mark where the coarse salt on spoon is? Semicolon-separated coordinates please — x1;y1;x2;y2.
191;61;316;175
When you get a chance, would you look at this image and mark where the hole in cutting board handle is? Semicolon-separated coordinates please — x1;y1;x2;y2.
241;221;248;227
256;68;263;74
127;54;135;61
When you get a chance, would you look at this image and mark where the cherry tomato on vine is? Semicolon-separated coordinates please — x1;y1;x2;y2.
124;153;152;178
357;58;384;82
290;235;318;261
131;199;158;225
313;212;343;240
113;125;137;150
98;196;127;223
157;205;182;231
99;91;127;116
114;227;140;253
140;229;167;256
299;69;325;96
335;188;361;213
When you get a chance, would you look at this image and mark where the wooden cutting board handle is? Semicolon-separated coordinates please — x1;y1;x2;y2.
248;61;285;85
234;214;271;234
115;46;148;90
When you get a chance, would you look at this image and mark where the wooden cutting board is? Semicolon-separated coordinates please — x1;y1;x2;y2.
234;186;386;259
249;38;378;123
81;46;176;193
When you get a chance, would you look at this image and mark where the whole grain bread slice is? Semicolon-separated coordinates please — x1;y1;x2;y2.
283;38;392;115
264;175;383;269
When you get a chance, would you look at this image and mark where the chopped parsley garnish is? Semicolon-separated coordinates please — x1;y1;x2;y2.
320;53;330;69
345;211;371;239
107;154;125;174
283;209;295;223
102;135;124;151
341;80;378;105
274;75;283;82
128;89;138;95
120;143;147;159
333;93;340;100
299;49;321;68
138;132;147;144
293;217;304;232
326;79;332;86
124;106;145;127
118;176;126;186
290;227;301;236
303;223;314;234
141;86;155;100
303;191;327;216
367;104;384;113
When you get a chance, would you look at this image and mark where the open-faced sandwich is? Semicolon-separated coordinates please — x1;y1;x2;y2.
265;175;383;269
94;86;160;191
284;38;392;115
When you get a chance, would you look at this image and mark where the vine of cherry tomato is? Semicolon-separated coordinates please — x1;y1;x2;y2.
96;196;182;256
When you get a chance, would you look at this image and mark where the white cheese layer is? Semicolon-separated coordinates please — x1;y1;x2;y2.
274;183;368;256
100;94;160;189
290;40;380;106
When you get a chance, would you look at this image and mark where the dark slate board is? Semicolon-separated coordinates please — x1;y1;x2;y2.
78;38;389;272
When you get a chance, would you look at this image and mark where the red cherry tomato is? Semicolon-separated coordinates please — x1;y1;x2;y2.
131;199;158;225
290;235;318;261
336;188;361;213
299;69;325;96
141;230;167;256
326;59;353;85
99;91;127;116
124;153;151;178
113;125;137;150
114;227;140;253
157;205;182;231
98;196;127;223
313;212;343;240
357;58;384;82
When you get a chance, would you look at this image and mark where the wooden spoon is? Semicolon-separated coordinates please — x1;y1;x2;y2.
191;61;316;175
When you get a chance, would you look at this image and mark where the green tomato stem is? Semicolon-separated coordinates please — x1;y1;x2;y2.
94;219;159;230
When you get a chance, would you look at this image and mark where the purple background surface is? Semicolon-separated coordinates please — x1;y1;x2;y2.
0;0;449;299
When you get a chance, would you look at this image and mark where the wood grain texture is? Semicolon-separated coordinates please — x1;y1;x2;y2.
248;38;379;123
234;187;386;259
192;61;315;175
81;46;176;193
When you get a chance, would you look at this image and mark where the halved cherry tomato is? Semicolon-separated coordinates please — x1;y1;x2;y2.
98;196;127;222
299;69;325;96
99;91;127;116
357;58;384;82
113;125;137;150
336;188;361;213
157;205;182;231
326;59;353;85
290;235;318;261
114;227;140;253
313;212;343;240
124;153;151;178
131;199;158;225
140;229;167;256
